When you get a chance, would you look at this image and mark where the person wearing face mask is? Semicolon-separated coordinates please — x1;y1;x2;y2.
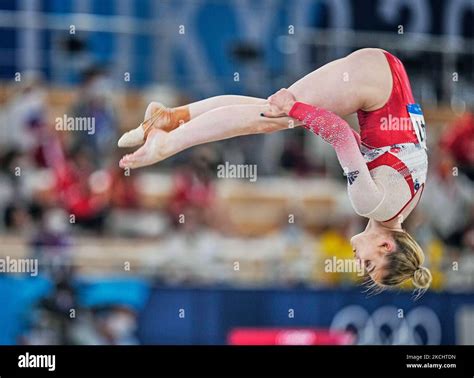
73;306;138;345
101;307;139;345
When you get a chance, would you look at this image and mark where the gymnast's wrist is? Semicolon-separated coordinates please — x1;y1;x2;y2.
288;101;304;118
283;100;296;115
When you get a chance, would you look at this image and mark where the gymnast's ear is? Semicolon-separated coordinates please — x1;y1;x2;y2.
381;239;396;253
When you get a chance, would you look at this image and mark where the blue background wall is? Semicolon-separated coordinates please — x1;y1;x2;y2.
0;276;473;345
138;286;474;345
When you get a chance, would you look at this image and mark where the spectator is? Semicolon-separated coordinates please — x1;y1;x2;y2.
167;147;217;230
69;66;118;167
71;306;139;345
56;146;110;232
440;111;474;180
1;71;47;153
421;149;474;247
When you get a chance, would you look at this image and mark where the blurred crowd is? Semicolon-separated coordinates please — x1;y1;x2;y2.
0;65;473;344
0;65;473;280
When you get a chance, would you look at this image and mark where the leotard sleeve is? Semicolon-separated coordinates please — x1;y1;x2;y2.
289;101;384;216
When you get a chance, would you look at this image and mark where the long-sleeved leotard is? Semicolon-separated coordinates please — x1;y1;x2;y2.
289;101;427;222
289;101;384;217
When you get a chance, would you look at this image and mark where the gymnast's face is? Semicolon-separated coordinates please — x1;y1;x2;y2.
350;228;396;282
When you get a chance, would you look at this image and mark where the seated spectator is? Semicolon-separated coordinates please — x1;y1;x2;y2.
69;66;118;168
440;111;474;180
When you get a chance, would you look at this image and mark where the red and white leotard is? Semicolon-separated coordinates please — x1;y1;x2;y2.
289;51;427;223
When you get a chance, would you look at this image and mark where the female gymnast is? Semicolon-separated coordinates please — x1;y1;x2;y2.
118;48;431;292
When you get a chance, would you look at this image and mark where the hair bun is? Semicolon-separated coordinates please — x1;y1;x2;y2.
413;266;432;289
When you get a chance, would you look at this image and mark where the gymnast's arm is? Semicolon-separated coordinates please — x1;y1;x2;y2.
286;97;383;216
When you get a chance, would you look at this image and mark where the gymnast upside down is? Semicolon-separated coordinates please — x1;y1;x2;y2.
118;48;431;292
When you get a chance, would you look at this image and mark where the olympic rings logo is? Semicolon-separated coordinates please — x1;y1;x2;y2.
329;305;442;345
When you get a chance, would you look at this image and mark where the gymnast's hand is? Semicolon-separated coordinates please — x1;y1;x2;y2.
261;88;296;118
119;128;170;169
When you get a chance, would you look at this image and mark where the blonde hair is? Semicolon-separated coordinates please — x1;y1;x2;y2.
380;231;432;291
